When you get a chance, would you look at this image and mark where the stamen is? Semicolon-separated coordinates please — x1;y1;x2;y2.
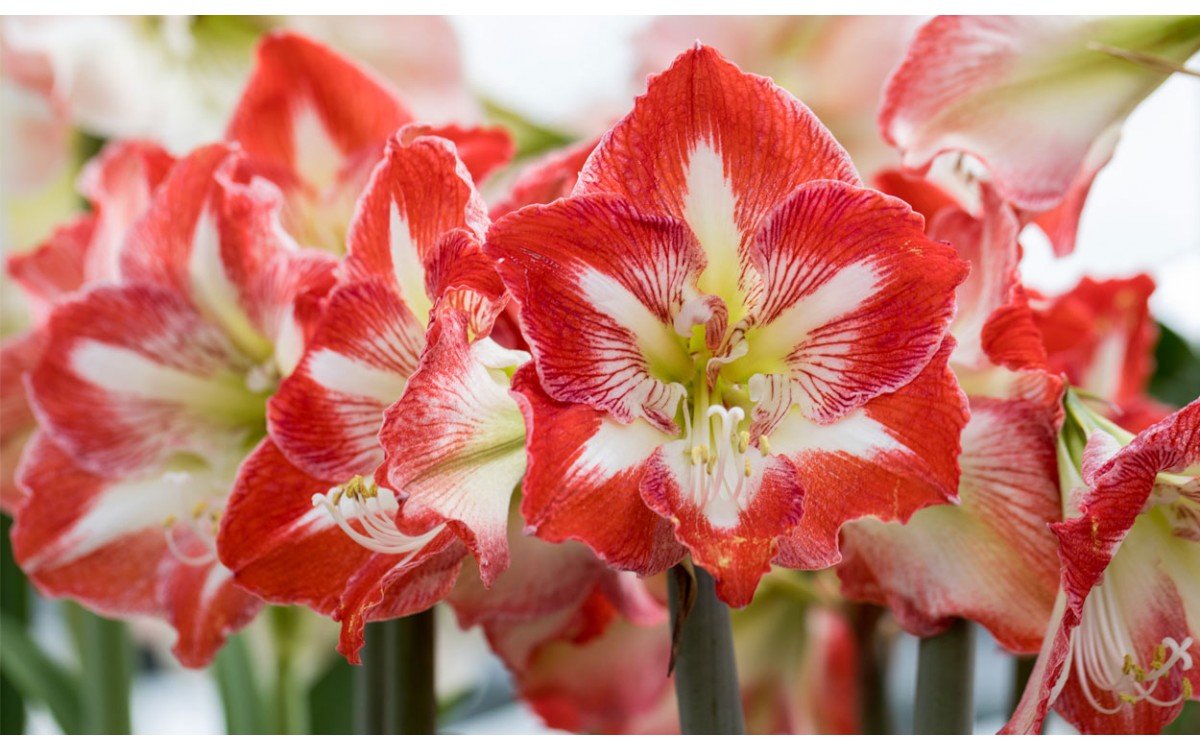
314;475;442;559
1063;577;1196;714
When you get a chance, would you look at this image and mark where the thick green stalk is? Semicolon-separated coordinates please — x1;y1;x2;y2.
355;612;437;735
913;618;975;734
72;606;133;734
1;514;29;734
852;603;892;734
1009;655;1036;717
355;621;390;734
668;565;745;734
389;608;436;735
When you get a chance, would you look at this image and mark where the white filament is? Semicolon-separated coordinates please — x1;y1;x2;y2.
313;476;442;559
1056;577;1194;713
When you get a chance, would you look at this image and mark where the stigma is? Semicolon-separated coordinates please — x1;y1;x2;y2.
313;475;442;558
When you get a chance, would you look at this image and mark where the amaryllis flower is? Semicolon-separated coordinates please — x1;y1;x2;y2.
11;143;335;665
487;46;968;607
226;31;510;253
634;16;921;177
219;129;528;659
1005;394;1199;734
1031;275;1172;431
835;172;1065;653
881;15;1200;255
447;508;675;734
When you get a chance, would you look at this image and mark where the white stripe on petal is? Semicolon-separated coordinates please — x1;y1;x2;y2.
389;202;432;325
306;348;409;403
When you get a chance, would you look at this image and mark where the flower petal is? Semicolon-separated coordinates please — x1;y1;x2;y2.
269;280;422;480
13;432;257;666
881;16;1200;215
838;395;1062;652
342;130;488;325
488;194;701;430
640;447;803;607
511;366;684;577
578;43;859;236
380;311;527;584
28;285;264;477
728;180;967;427
226;31;412;195
772;337;966;570
218;438;375;616
489;138;598;219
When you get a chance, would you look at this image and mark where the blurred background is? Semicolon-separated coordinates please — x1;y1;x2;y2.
1;15;1197;735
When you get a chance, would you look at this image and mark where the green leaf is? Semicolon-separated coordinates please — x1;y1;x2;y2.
307;654;355;735
0;611;82;734
213;634;266;735
480;97;575;159
1149;323;1200;407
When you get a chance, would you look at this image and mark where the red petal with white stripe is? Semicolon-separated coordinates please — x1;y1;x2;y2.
511;366;685;577
640;447;803;607
227;31;412;196
838;394;1062;652
773;338;967;570
881;16;1199;231
342;130;488;323
28;285;265;477
578;44;859;238
13;433;259;666
269;279;423;480
729;180;967;428
488;194;702;431
380;311;527;584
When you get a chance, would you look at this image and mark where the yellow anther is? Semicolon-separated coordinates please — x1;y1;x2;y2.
758;435;771;456
691;446;704;466
1122;654;1135;675
706;453;718;476
744;457;752;478
1151;644;1166;670
738;431;750;453
191;501;208;520
1184;678;1193;701
1133;665;1147;682
330;487;343;505
164;515;177;528
1119;693;1138;704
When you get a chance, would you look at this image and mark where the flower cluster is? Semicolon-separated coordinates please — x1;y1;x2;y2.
2;16;1198;734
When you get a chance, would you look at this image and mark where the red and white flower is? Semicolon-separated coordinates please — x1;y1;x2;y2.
488;46;968;607
218;127;529;659
835;172;1065;653
11;143;334;666
1005;394;1200;734
881;15;1200;255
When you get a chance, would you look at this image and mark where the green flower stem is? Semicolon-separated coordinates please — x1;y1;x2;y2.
1;515;30;734
913;618;975;734
72;605;133;734
852;603;892;735
356;621;389;734
1009;655;1036;716
390;608;436;735
356;610;437;735
668;564;745;734
268;607;308;734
